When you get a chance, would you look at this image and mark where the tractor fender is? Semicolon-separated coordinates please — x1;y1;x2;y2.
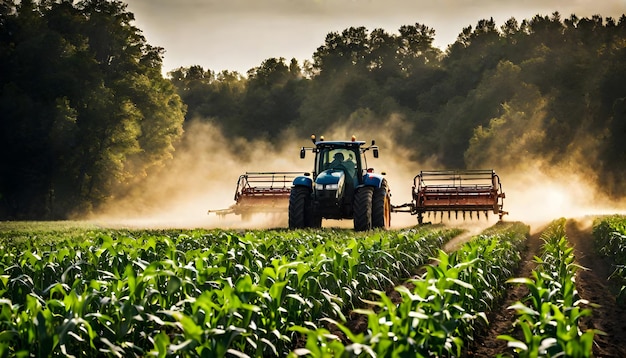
360;173;385;189
292;176;313;190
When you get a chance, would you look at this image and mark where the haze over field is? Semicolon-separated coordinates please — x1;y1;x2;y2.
3;0;625;226
112;1;626;229
95;119;626;231
124;0;626;74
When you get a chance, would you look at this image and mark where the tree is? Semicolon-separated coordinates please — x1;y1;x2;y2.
313;26;371;77
0;0;185;219
239;58;306;139
397;23;440;72
464;83;548;169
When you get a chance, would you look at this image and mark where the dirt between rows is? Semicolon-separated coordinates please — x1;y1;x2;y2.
469;219;626;357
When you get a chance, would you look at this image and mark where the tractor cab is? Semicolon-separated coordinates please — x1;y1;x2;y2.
314;142;364;189
319;148;357;180
290;135;390;231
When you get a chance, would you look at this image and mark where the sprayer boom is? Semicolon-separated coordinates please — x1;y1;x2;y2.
393;169;507;224
208;172;304;217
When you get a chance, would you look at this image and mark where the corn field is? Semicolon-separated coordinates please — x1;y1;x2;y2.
0;223;461;357
1;218;623;357
499;219;598;357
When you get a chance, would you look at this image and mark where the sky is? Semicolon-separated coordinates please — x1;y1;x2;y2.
124;0;626;75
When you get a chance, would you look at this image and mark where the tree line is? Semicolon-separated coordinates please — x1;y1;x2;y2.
1;0;625;219
0;0;185;219
172;12;626;197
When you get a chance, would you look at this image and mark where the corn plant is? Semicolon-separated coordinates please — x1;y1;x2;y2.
499;218;599;357
291;221;529;357
0;223;461;357
592;215;626;303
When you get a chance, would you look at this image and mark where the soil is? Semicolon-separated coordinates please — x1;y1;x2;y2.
467;224;543;357
469;219;626;357
566;219;626;357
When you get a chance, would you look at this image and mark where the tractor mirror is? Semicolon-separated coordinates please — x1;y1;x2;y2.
300;148;306;159
373;147;379;158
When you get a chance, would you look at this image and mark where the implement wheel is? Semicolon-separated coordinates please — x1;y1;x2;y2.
354;186;373;231
289;186;311;229
372;179;391;230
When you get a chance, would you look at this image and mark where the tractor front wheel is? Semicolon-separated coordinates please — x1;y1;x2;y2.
354;186;374;231
289;186;311;229
372;179;391;230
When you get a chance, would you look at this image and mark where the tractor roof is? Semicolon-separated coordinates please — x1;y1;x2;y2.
315;140;366;149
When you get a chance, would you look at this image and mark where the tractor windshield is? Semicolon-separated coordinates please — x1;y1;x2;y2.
318;148;358;179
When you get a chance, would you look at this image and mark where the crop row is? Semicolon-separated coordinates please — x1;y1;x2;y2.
592;214;626;303
500;218;597;357
0;225;460;357
291;221;530;357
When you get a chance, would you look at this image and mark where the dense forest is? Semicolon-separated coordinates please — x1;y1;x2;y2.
1;0;625;219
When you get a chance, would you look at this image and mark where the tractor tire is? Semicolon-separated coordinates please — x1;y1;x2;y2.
310;213;323;228
372;179;391;230
289;186;311;229
354;186;374;231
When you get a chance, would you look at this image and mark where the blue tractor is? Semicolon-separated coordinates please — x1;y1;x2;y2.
289;135;391;231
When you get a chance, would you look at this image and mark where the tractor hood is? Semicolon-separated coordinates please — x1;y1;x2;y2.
315;169;345;199
315;169;345;187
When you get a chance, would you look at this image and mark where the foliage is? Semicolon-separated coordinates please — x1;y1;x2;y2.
170;12;626;198
592;215;626;304
0;0;186;219
499;218;599;357
0;223;461;357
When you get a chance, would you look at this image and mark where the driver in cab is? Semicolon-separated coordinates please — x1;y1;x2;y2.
328;152;356;179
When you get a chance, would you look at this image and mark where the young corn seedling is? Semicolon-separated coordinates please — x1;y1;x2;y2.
499;219;599;357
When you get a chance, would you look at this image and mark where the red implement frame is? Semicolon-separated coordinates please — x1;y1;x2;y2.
208;172;303;217
410;169;506;224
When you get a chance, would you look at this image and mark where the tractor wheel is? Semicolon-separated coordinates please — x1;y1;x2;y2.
354;186;374;231
289;186;311;229
310;214;322;228
372;179;391;230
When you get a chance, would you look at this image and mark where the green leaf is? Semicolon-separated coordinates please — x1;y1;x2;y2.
167;276;182;295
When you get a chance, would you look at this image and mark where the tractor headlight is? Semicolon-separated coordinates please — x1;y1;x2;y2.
315;183;339;190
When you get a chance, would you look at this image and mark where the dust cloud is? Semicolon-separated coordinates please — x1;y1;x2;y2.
93;113;437;230
93;110;626;232
93;120;309;229
501;163;626;232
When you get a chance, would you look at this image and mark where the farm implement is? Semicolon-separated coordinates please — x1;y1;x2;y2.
208;136;507;229
207;171;303;219
392;169;507;224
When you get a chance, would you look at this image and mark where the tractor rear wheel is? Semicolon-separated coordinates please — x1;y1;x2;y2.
354;186;373;231
289;186;311;229
310;213;322;228
372;179;391;230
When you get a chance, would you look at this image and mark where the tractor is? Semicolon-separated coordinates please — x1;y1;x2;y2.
289;135;391;231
